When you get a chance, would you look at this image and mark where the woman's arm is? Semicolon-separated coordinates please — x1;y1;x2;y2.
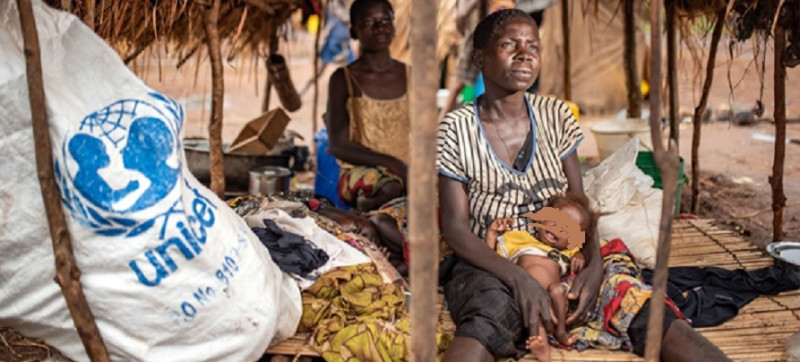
562;151;604;327
326;68;408;181
439;175;553;337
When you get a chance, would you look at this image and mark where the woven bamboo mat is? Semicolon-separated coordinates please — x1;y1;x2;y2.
266;219;799;361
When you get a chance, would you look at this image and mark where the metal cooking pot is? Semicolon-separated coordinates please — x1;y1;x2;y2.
183;138;290;192
248;166;292;195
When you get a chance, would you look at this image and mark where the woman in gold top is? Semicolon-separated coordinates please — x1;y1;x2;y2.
326;0;410;212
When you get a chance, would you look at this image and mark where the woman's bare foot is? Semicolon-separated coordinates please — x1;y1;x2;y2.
526;335;551;362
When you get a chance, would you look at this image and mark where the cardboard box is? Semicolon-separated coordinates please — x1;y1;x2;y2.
227;108;291;154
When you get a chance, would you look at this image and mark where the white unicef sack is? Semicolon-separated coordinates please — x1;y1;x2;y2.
0;1;301;361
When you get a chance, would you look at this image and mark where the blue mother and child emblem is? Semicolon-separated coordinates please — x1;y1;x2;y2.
68;117;178;213
57;92;219;288
56;92;185;236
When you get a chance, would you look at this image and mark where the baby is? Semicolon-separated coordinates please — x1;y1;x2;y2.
485;192;596;361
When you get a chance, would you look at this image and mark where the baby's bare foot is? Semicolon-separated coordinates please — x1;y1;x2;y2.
555;330;579;346
526;335;551;362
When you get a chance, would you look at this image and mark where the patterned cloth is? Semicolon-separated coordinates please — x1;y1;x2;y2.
299;263;451;361
337;165;403;207
496;230;580;276
569;238;684;352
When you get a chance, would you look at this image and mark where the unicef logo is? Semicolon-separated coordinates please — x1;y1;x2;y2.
56;92;185;237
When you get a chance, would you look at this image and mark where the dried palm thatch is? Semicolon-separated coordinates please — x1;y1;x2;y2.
674;0;727;16
43;0;304;65
727;0;799;67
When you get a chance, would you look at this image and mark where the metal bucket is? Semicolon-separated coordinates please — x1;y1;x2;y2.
248;166;292;195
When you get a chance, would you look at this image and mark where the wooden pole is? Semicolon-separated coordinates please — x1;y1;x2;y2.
83;0;94;31
262;32;279;113
644;1;681;360
16;0;110;360
409;0;438;358
691;9;725;214
624;0;642;118
666;0;678;146
561;0;571;100
312;0;326;152
262;61;272;113
203;0;225;198
771;23;787;242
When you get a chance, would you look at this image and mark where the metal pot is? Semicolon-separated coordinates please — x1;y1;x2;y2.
248;166;292;196
183;138;290;192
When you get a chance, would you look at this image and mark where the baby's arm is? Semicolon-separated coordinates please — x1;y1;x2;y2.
485;217;513;250
570;251;585;275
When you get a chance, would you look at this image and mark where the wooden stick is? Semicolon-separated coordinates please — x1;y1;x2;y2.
771;23;787;242
312;0;326;154
408;0;439;358
262;58;272;113
644;1;680;360
624;0;641;118
561;0;571;100
83;0;95;31
203;0;225;198
691;9;725;214
666;0;678;146
16;0;110;360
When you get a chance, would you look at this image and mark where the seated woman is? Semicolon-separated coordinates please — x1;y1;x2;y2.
326;0;410;212
436;9;730;362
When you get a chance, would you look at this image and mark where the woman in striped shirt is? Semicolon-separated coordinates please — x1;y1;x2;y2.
436;9;729;362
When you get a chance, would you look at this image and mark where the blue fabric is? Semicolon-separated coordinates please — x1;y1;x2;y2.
320;18;354;64
314;129;350;209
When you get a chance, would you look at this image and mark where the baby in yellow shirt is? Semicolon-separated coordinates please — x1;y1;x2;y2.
485;192;596;351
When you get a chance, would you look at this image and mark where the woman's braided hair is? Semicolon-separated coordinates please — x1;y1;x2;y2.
472;9;536;51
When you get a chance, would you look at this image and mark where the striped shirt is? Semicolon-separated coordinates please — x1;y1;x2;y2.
437;93;583;239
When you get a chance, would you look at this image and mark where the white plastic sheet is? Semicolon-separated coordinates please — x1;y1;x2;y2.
584;138;661;267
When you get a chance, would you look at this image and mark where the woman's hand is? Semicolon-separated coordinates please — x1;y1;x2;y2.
505;267;554;338
566;259;603;327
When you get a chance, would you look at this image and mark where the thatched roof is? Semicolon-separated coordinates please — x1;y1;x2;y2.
44;0;304;65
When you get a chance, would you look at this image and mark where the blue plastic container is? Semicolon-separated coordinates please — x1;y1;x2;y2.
314;129;350;210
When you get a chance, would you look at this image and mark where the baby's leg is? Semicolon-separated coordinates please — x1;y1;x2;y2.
517;256;560;356
548;283;578;346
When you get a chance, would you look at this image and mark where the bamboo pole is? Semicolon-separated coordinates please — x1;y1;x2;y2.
203;0;225;198
16;0;109;360
312;0;327;152
644;0;681;360
771;23;787;242
624;0;641;118
408;0;438;358
666;0;678;146
561;0;571;100
691;9;725;214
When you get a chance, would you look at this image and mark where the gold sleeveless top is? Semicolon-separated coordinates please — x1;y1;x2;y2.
340;66;410;168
